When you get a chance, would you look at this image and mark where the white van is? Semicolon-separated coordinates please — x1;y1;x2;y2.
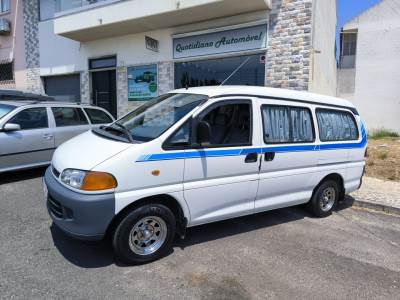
44;86;367;264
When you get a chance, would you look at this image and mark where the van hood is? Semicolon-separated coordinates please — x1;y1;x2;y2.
52;130;132;173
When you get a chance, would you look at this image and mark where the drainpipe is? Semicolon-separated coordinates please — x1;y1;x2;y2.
11;0;19;63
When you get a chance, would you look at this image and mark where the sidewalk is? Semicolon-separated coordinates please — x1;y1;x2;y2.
349;176;400;214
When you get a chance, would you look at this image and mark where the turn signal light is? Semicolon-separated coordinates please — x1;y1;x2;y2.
81;172;118;191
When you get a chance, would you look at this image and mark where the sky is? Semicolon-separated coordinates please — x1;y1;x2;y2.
336;0;381;59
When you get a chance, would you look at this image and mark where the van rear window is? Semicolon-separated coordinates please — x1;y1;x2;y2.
316;109;359;142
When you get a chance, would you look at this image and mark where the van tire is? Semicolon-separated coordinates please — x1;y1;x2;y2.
112;204;176;265
307;180;339;218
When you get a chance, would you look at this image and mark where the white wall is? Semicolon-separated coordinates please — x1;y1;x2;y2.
308;0;337;96
338;0;400;133
39;10;268;75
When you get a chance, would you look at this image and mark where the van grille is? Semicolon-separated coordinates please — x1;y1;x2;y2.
47;196;73;220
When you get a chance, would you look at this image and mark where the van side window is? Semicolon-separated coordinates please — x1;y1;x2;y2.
316;109;358;141
52;107;88;127
8;107;48;130
164;120;191;148
262;105;314;143
200;103;251;147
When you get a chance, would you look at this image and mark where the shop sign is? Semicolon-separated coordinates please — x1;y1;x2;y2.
127;64;158;101
173;24;267;59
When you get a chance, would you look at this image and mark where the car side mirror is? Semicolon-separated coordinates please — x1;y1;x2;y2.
196;120;211;147
2;123;21;132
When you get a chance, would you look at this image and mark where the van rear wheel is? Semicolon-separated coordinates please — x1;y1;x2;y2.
307;180;339;218
112;204;176;265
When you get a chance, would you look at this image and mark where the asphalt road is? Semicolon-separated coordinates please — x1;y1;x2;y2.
0;168;399;300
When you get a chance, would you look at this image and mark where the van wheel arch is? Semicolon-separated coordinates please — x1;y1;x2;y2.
106;194;187;241
313;173;345;201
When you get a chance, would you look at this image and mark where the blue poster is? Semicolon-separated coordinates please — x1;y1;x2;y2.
127;64;158;101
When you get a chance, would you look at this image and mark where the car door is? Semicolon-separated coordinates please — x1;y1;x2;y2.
0;106;55;171
181;98;261;226
50;106;91;147
255;99;318;212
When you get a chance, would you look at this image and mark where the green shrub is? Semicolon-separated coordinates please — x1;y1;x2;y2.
368;128;399;139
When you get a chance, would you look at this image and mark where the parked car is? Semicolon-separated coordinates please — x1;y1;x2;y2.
0;101;114;173
0;89;55;101
43;86;367;264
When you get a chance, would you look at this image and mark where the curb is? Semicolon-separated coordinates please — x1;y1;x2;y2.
351;199;400;216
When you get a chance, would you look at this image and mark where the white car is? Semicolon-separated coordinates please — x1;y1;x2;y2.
0;101;114;173
44;86;367;264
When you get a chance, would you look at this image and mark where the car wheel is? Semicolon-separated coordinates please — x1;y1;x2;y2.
112;204;176;265
307;180;339;218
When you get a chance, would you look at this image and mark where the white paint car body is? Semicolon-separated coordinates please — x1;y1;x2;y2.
45;86;366;263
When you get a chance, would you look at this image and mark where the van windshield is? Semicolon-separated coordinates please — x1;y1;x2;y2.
113;93;207;142
0;104;16;119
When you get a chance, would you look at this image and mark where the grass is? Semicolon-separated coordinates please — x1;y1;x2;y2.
377;152;388;160
368;128;399;140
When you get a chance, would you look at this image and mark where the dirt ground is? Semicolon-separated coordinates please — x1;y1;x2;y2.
365;138;400;181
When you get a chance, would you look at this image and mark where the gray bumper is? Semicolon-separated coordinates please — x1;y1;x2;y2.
44;167;115;241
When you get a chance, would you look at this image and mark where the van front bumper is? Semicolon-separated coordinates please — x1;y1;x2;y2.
43;167;115;241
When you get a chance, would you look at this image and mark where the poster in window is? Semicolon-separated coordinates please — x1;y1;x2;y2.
127;64;158;101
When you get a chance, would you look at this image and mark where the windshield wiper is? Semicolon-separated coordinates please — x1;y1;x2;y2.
109;122;134;143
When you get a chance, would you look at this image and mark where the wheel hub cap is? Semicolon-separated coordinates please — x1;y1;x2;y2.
320;187;336;212
129;216;167;256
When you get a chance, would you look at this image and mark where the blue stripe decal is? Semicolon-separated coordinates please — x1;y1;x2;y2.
136;124;367;162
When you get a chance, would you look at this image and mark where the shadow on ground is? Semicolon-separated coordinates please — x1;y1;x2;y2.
50;200;353;269
0;167;47;184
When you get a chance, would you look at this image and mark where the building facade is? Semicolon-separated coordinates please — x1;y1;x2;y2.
0;0;27;90
23;0;337;117
338;0;400;133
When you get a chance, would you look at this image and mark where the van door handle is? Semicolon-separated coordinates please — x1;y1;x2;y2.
245;153;258;163
264;152;275;161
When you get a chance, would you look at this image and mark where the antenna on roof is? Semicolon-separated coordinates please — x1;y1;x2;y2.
219;56;251;87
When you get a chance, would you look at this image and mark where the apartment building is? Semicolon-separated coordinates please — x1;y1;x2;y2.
22;0;337;117
0;0;27;89
338;0;400;133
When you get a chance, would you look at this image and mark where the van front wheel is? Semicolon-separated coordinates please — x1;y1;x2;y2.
112;204;176;264
307;180;339;217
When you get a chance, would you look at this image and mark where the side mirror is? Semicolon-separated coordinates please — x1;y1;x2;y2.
196;120;211;147
2;123;21;132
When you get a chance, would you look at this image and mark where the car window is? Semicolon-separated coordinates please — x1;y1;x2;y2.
84;108;113;124
262;105;314;144
7;107;48;130
116;93;206;142
0;104;16;119
316;109;358;141
52;107;89;127
200;102;252;147
164;120;191;148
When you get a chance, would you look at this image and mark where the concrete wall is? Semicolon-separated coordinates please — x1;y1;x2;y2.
308;0;337;96
338;0;400;133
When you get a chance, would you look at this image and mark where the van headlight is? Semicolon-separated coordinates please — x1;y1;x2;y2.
60;169;117;191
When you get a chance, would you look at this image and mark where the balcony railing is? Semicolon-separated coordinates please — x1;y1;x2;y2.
55;0;109;14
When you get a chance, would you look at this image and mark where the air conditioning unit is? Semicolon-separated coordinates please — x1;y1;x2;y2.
0;18;11;35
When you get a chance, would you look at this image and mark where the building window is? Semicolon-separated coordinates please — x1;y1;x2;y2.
0;61;14;82
341;32;357;56
39;0;107;21
0;0;9;13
